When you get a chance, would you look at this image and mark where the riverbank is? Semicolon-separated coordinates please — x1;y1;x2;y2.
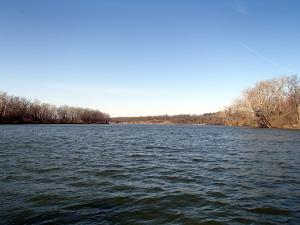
0;121;110;125
111;119;300;129
2;120;299;129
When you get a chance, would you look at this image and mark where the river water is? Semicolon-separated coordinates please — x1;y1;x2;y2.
0;124;300;225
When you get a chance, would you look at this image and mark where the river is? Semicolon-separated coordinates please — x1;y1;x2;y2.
0;124;299;224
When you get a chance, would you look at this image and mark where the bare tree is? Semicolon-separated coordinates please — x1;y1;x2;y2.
0;91;110;124
225;75;300;128
0;92;8;121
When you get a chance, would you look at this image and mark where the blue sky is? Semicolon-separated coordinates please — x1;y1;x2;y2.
0;0;299;116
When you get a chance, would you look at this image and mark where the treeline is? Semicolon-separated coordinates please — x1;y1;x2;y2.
112;112;226;125
0;91;110;124
2;75;299;127
113;75;300;128
224;75;300;128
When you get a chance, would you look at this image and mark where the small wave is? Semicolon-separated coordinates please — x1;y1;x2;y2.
247;206;290;215
110;184;136;192
144;146;184;150
20;210;75;225
93;169;125;178
5;209;36;225
208;166;226;172
29;193;71;204
192;157;206;162
24;166;61;174
64;196;136;211
206;191;227;198
69;180;98;187
232;217;257;224
163;175;196;184
198;219;227;225
129;153;158;158
1;174;32;182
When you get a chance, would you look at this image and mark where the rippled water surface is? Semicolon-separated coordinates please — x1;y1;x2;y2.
1;124;300;225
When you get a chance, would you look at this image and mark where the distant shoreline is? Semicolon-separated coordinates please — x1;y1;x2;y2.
1;122;300;130
1;74;300;129
0;122;109;125
110;121;300;130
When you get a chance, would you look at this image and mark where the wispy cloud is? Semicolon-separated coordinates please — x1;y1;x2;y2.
234;0;248;15
239;42;293;74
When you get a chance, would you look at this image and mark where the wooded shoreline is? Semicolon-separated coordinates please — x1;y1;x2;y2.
1;75;300;128
112;75;300;129
110;121;300;129
0;92;110;124
1;121;299;131
111;114;300;129
0;121;110;125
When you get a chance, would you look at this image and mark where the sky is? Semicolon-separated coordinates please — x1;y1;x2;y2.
0;0;300;117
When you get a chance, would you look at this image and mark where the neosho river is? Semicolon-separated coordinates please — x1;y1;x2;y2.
0;124;300;225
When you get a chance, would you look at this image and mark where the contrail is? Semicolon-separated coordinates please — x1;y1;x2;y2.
239;41;293;74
